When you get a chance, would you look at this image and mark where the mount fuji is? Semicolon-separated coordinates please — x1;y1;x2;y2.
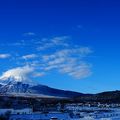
0;76;83;98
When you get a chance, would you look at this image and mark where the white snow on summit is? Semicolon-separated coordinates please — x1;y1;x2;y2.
0;66;34;84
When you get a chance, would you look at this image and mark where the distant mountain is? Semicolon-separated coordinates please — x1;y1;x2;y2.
1;77;120;103
74;90;120;103
0;77;83;98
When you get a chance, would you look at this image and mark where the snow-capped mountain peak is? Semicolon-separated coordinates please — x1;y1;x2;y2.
0;75;30;84
0;66;82;98
0;66;35;85
0;78;82;98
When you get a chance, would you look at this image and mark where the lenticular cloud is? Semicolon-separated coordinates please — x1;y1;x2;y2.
0;66;34;84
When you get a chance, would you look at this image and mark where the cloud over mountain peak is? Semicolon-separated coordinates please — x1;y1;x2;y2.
0;66;34;84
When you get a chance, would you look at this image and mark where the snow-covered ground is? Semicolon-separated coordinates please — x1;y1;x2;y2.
2;106;120;120
10;112;71;120
9;109;120;120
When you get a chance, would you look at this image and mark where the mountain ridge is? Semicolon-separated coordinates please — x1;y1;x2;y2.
0;80;83;98
1;77;120;103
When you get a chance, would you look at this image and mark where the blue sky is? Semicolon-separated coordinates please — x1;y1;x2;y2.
0;0;120;93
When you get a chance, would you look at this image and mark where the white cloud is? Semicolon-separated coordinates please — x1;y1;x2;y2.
0;66;34;83
0;40;27;47
37;36;69;50
51;36;69;46
33;72;45;77
42;47;92;79
59;62;92;79
48;58;65;65
22;54;38;60
44;65;59;71
23;32;36;36
0;64;46;84
0;35;93;81
42;47;92;61
0;54;11;59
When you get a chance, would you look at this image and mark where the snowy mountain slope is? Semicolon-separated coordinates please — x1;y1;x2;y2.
0;77;83;98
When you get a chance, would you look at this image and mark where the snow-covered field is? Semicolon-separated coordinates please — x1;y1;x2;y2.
9;108;120;120
1;106;120;120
